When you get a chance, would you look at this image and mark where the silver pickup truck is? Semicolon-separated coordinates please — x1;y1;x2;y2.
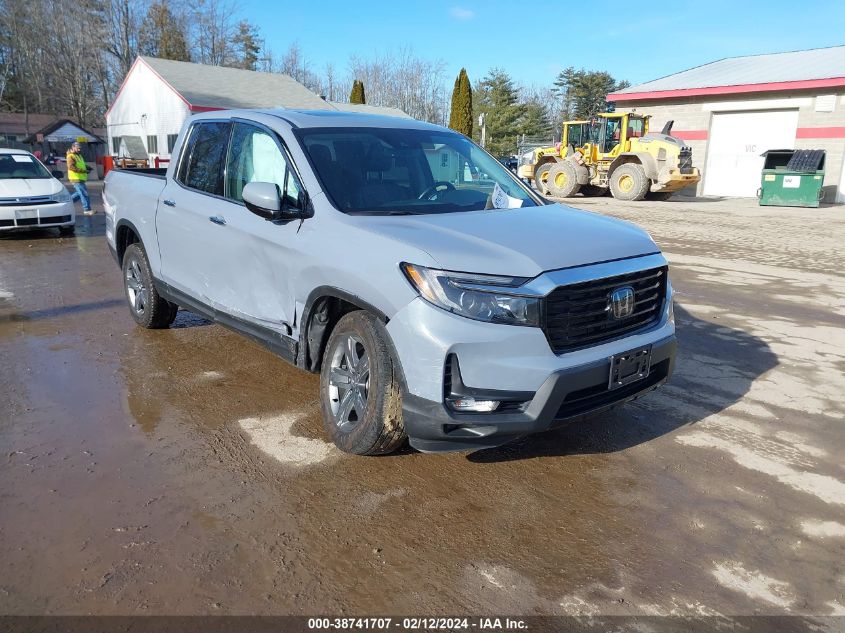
103;109;676;455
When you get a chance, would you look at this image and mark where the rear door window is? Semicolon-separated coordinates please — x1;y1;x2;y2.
178;122;231;196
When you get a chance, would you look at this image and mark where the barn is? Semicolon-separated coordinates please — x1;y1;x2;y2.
105;56;409;167
608;46;845;201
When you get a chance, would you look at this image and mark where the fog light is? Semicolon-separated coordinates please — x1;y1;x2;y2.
447;397;500;413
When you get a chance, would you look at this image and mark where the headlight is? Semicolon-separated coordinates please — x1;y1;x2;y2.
401;263;540;327
50;189;72;203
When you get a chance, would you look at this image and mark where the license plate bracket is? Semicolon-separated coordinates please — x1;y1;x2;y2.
608;345;652;390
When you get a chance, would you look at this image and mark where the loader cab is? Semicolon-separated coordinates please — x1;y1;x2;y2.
562;120;590;153
594;113;649;155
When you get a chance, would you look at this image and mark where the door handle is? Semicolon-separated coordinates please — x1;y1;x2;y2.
162;199;176;207
209;215;226;226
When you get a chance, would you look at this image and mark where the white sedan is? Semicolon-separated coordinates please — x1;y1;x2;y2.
0;149;75;235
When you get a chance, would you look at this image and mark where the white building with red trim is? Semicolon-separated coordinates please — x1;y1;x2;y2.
106;56;409;167
608;46;845;201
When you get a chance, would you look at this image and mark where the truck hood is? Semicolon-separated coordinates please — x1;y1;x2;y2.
0;178;63;198
355;203;659;277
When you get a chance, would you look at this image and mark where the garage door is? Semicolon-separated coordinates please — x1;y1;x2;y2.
703;110;799;197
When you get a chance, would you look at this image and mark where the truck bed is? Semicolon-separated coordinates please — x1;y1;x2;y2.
111;167;167;179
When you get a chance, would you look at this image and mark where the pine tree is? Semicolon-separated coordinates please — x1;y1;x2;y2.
349;80;366;104
231;21;260;70
473;69;524;157
139;1;190;62
448;68;473;137
552;67;629;119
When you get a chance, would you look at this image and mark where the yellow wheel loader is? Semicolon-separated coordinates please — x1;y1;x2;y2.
517;112;701;201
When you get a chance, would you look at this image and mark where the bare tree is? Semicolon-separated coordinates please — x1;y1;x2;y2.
190;0;238;66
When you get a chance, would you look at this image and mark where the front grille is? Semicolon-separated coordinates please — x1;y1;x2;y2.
0;196;57;207
678;148;694;174
543;266;667;353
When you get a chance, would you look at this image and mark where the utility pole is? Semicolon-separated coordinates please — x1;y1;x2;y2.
478;113;487;149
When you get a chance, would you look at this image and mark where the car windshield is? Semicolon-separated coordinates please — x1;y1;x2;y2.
296;127;539;215
0;153;52;179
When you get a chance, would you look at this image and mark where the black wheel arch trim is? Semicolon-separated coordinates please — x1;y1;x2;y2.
114;218;144;266
297;286;407;391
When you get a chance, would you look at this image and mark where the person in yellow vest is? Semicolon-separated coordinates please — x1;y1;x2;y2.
66;142;93;215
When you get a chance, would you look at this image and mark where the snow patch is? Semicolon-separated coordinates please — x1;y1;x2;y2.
800;520;845;538
712;562;795;609
677;432;845;505
238;412;334;467
0;289;12;300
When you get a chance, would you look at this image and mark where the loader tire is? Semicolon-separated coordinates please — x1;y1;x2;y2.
610;163;650;201
546;162;580;198
534;163;554;195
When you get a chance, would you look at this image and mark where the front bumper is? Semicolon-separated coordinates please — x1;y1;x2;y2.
0;200;75;230
403;334;676;453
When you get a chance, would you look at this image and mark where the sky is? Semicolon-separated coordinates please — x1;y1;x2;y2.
240;0;845;91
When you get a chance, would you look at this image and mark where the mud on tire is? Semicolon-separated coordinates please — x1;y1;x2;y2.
610;163;650;201
546;161;580;198
122;243;178;329
320;311;406;455
533;162;554;195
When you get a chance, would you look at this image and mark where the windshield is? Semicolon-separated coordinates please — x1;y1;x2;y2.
0;153;52;179
296;127;539;215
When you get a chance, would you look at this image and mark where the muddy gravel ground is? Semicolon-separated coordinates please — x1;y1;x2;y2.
1;185;843;621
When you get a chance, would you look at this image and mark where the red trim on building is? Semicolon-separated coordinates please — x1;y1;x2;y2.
796;126;845;138
608;77;845;102
672;130;708;141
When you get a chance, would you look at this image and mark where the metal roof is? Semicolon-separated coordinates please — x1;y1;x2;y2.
140;56;335;111
613;45;845;95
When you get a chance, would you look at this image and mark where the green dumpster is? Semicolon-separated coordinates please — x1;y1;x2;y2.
758;149;825;208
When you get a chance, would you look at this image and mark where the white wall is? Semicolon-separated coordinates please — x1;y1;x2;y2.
106;60;191;162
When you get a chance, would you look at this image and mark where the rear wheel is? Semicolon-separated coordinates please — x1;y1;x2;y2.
533;163;554;195
610;163;650;201
122;243;178;329
320;311;406;455
546;161;580;198
645;191;673;201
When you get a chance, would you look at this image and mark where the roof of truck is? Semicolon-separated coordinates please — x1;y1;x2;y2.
193;108;444;131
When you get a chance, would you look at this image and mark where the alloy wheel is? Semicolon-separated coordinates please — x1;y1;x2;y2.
327;334;370;432
125;257;148;316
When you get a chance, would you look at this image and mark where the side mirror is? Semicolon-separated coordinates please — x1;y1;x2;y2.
51;170;64;180
243;181;308;222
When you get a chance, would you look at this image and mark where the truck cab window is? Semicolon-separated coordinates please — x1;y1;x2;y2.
226;123;296;204
179;122;230;195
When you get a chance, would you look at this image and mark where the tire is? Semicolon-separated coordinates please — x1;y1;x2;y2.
534;163;554;195
122;243;178;329
58;225;75;237
609;163;650;201
580;185;609;197
545;161;581;198
645;191;673;201
320;311;406;455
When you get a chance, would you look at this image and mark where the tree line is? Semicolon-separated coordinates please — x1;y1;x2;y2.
0;0;629;156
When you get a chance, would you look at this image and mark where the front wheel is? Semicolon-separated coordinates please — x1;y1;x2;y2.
122;243;178;329
546;161;580;198
610;163;650;201
320;311;406;455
